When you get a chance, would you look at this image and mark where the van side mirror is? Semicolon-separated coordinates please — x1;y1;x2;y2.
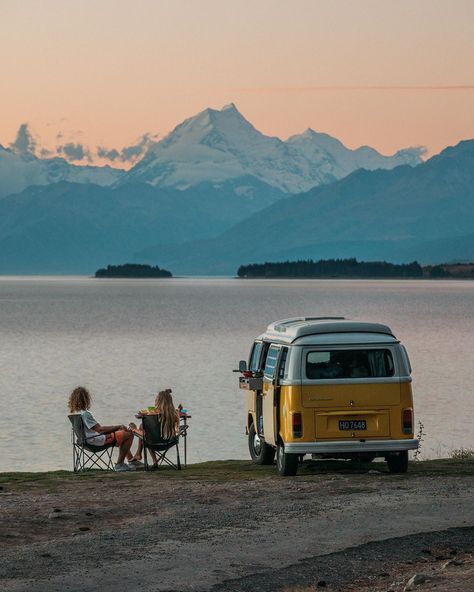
239;360;247;372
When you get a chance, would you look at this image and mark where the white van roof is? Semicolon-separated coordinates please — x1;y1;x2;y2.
259;317;396;344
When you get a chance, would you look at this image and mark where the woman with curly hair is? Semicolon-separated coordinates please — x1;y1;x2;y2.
68;386;136;472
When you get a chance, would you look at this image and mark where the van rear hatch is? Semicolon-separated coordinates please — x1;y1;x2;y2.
301;346;400;439
302;384;399;439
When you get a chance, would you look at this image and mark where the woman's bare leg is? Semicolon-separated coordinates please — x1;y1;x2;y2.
117;431;133;464
130;427;143;460
131;439;143;460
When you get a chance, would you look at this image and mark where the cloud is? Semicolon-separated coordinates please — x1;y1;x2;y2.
57;142;91;162
7;123;158;167
10;123;38;154
96;132;159;164
40;147;54;158
97;146;120;161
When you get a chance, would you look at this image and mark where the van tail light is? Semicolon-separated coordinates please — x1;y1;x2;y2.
402;408;413;434
292;412;302;438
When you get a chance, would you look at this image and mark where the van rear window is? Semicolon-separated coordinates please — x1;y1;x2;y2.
306;349;394;379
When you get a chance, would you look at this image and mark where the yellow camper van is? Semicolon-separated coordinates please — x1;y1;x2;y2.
238;317;418;476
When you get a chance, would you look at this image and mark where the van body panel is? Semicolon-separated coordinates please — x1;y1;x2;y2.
301;382;401;409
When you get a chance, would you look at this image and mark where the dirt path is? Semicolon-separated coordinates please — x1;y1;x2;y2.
1;460;473;591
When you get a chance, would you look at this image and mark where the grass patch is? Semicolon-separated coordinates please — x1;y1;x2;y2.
1;458;474;490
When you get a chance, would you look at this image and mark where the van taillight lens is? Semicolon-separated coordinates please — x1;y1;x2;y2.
403;408;413;434
292;413;302;438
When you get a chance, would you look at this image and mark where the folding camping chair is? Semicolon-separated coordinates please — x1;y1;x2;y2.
140;414;188;471
68;414;115;472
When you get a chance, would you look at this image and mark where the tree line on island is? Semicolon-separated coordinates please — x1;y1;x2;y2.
95;263;172;278
236;258;473;279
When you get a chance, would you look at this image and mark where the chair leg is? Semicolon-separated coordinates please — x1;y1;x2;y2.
176;444;181;470
144;445;148;472
107;446;114;470
72;445;115;472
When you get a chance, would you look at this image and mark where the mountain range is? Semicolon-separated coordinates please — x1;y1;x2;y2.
0;104;471;274
124;103;423;193
138;140;474;274
1;104;421;200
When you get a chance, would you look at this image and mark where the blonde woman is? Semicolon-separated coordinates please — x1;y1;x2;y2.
68;386;135;472
129;388;180;469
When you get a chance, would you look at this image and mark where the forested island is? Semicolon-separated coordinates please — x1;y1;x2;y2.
237;258;474;279
95;263;172;278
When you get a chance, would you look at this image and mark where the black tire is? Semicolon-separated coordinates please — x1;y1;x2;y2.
248;423;275;465
276;443;298;476
386;451;408;473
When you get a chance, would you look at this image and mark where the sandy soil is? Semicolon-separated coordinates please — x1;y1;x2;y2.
0;460;473;592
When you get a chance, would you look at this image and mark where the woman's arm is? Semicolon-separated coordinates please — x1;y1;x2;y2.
90;423;127;434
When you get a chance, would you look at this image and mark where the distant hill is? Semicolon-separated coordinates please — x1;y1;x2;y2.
137;140;474;273
0;178;285;274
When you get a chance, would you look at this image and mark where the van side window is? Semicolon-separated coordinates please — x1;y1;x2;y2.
306;349;395;379
278;347;288;380
264;346;280;379
249;342;263;372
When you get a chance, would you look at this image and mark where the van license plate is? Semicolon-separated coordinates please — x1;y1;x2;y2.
339;420;367;431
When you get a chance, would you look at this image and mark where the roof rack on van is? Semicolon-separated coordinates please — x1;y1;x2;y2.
262;317;395;344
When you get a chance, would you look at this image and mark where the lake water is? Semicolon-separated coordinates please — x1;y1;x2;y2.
0;277;472;472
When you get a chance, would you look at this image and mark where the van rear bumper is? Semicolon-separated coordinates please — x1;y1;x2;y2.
284;438;419;455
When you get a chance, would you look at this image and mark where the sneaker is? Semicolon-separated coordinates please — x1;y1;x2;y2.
114;462;132;472
128;459;144;469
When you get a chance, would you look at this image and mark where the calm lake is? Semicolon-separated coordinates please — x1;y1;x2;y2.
0;277;472;472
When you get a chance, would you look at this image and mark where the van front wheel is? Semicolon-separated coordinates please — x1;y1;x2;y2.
276;444;298;476
248;423;275;465
386;451;409;473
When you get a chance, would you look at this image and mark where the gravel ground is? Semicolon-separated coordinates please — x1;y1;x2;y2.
1;460;473;591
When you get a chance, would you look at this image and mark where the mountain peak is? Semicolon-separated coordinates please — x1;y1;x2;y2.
221;102;238;112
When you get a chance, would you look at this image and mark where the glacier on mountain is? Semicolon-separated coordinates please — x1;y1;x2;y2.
124;103;424;193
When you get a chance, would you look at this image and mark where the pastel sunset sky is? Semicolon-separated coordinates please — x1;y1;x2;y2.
1;0;473;163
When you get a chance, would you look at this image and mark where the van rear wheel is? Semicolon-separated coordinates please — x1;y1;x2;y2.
248;423;275;465
386;451;408;473
276;443;298;476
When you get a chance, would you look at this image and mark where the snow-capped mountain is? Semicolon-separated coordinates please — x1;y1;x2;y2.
0;142;123;199
125;103;424;193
